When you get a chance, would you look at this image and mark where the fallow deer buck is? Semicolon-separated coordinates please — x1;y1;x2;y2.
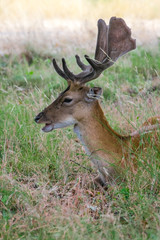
35;17;160;186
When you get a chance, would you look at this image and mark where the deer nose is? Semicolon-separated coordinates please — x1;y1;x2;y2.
34;112;44;123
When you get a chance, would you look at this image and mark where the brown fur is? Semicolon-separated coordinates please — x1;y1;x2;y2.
35;82;160;186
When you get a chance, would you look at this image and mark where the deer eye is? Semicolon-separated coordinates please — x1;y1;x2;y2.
63;98;73;103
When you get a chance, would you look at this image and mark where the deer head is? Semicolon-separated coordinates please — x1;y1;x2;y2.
35;17;136;132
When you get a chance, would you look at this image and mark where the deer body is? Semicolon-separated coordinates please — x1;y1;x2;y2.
73;100;128;184
73;100;124;161
71;99;160;184
35;17;160;186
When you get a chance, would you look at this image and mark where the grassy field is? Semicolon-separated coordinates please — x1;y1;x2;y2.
0;45;160;239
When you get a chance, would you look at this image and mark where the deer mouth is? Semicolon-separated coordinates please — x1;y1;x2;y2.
42;123;54;132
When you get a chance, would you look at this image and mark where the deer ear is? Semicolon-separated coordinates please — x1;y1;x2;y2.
85;87;103;102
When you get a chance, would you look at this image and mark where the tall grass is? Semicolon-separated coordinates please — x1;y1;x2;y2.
0;46;160;239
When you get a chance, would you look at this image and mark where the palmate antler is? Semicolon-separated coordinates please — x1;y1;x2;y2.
52;17;136;84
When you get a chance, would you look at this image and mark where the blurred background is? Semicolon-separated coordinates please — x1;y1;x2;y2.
0;0;160;56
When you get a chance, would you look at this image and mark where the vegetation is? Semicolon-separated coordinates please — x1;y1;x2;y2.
0;46;160;239
1;0;160;21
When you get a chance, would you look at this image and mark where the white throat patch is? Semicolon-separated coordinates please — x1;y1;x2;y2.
74;124;91;155
54;116;77;129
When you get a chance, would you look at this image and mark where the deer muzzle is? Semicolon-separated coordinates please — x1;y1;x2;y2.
34;112;44;123
35;112;54;132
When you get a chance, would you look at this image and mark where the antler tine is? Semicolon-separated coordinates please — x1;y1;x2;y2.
85;55;103;70
75;55;88;71
62;58;75;81
95;19;109;62
52;17;136;84
52;59;69;81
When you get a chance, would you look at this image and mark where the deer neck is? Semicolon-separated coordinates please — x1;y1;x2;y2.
74;101;127;163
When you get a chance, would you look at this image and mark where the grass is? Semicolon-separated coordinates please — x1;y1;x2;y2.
0;46;160;239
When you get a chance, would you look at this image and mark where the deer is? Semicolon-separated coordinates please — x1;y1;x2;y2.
35;17;160;187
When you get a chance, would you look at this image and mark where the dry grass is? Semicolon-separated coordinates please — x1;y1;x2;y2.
0;0;160;55
0;0;160;22
0;173;117;239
